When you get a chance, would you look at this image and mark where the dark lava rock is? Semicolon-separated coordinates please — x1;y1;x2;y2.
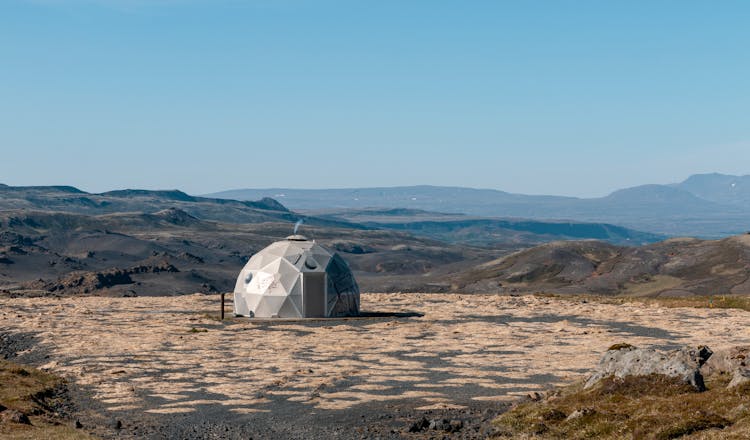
0;232;34;246
428;418;464;432
448;419;464;432
331;241;375;254
408;416;429;432
3;409;31;425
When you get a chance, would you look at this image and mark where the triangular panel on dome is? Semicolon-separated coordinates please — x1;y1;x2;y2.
259;257;284;275
233;293;250;316
263;245;292;260
247;251;278;270
287;276;302;296
249;270;277;295
278;297;302;318
255;295;287;317
276;259;301;289
242;293;263;313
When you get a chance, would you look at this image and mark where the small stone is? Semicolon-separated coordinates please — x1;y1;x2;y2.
3;410;31;425
448;419;463;432
566;408;596;421
112;419;122;429
729;404;748;418
74;419;83;429
408;417;429;432
527;391;543;401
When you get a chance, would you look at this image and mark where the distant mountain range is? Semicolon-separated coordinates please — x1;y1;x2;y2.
206;173;750;237
0;184;660;247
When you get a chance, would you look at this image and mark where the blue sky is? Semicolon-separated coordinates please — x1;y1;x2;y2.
1;1;748;197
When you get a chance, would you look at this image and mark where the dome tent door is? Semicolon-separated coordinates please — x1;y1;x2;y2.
303;272;326;317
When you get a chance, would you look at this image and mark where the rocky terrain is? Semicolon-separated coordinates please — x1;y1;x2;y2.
494;343;750;438
2;293;749;439
2;199;748;298
0;183;681;298
0;208;503;296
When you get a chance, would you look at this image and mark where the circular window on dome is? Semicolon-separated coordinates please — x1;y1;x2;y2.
304;257;318;270
244;273;253;284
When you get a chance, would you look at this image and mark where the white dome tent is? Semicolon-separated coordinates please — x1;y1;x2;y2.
233;235;360;318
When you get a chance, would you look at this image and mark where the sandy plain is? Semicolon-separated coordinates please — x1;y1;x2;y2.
1;293;749;438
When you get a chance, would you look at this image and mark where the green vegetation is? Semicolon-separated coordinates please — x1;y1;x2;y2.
606;343;634;351
0;359;97;439
188;327;208;333
493;374;750;439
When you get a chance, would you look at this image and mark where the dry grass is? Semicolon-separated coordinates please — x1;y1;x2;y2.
0;360;98;440
534;292;750;312
2;293;749;425
493;373;750;439
621;275;684;297
633;295;750;312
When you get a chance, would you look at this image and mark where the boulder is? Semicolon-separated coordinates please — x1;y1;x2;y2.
701;346;749;375
585;345;712;391
728;369;750;388
700;346;750;389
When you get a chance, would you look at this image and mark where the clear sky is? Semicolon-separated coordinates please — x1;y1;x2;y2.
1;0;748;197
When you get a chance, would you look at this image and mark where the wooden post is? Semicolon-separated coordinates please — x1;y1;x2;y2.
221;292;225;320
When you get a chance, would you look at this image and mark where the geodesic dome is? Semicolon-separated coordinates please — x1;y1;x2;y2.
233;235;360;318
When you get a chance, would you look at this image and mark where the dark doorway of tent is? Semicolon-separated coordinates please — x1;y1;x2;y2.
303;272;326;317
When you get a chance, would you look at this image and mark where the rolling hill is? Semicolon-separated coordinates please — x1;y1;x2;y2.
207;173;750;237
453;234;750;296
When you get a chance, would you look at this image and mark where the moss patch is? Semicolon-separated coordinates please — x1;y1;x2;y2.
493;374;750;439
0;360;97;439
606;343;634;351
188;327;208;333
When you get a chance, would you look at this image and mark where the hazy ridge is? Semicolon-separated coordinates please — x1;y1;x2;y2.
207;173;750;237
